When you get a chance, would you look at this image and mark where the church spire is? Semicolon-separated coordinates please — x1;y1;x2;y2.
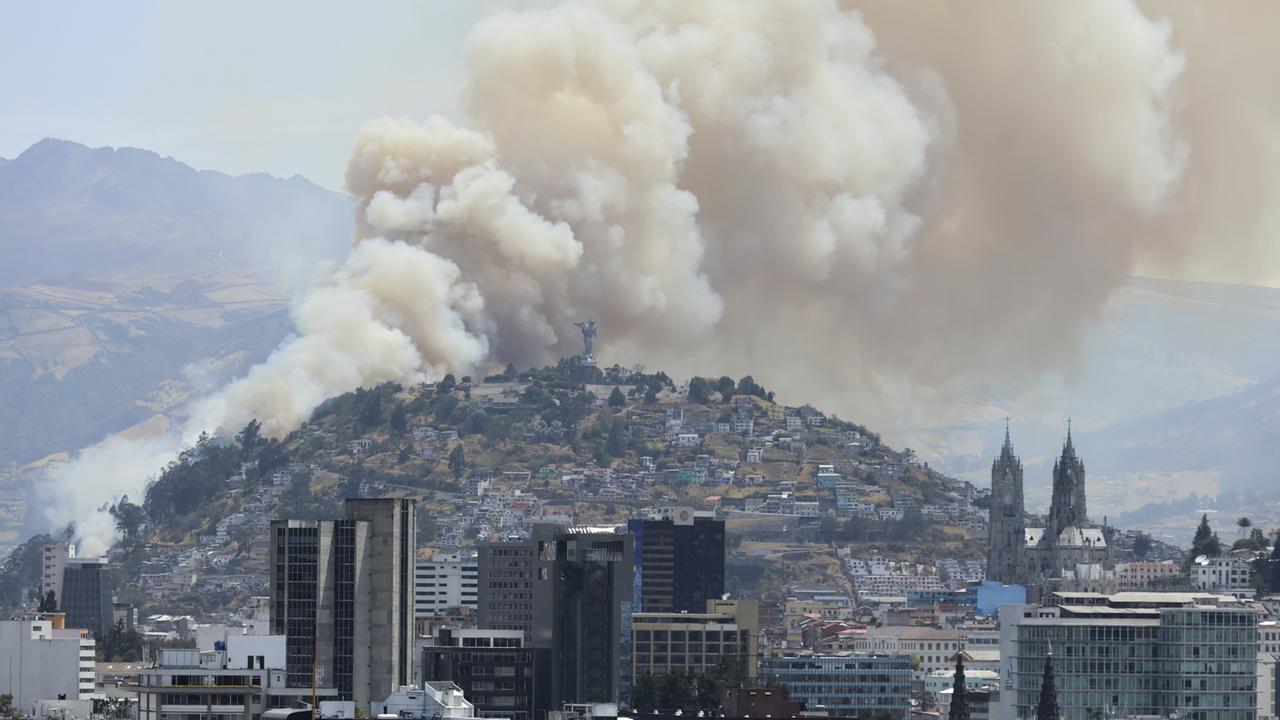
1049;418;1088;535
1037;645;1060;720
998;417;1018;463
987;423;1026;585
948;653;970;720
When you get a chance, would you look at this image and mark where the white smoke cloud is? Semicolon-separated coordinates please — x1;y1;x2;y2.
49;432;185;557
48;0;1264;552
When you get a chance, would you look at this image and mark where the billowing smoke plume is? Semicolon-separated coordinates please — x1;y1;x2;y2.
45;0;1277;552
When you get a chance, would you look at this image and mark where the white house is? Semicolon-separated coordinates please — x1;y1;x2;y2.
373;682;495;720
674;433;702;448
1193;552;1258;594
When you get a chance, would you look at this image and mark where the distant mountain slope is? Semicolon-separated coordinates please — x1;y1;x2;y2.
0;138;354;495
0;138;352;287
0;274;292;471
916;277;1280;500
1083;373;1280;484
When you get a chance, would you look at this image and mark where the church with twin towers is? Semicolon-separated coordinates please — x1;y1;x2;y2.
986;423;1113;599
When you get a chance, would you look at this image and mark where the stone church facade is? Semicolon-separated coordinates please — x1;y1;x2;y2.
986;426;1113;600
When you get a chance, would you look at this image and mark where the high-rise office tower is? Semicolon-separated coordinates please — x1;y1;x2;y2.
627;508;724;613
477;540;537;640
531;524;633;708
270;498;416;707
43;545;112;638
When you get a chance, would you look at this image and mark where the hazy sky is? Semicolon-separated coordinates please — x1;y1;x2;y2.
0;2;491;189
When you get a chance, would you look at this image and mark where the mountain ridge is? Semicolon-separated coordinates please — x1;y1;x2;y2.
0;137;353;288
0;138;357;545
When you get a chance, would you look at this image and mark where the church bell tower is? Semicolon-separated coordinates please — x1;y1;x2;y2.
986;423;1026;585
1048;422;1088;539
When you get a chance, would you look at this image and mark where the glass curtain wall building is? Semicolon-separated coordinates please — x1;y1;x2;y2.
761;652;912;718
1000;593;1258;720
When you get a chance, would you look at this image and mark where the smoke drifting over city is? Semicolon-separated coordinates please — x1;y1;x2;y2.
46;0;1280;553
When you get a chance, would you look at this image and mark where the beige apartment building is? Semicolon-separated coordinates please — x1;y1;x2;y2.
631;598;760;681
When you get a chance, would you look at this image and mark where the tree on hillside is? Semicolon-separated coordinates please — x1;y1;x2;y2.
1132;532;1152;560
609;386;626;410
644;385;659;404
110;497;145;540
1234;528;1269;552
1193;514;1212;544
235;419;264;460
520;383;552;408
687;377;712;404
464;410;491;436
1190;514;1222;560
256;438;289;476
736;375;769;399
449;445;467;479
356;387;384;431
434;393;461;422
38;590;56;612
437;374;457;395
144;434;240;524
716;376;735;402
390;403;408;433
606;419;625;458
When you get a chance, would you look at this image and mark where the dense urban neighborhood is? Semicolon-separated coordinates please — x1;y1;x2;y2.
6;356;1276;720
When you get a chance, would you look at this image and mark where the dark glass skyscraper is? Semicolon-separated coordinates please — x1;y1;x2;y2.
476;540;537;640
627;509;724;613
531;523;633;707
61;559;111;638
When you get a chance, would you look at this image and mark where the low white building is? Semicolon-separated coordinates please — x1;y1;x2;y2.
923;667;1000;699
836;625;962;676
131;640;334;720
674;433;702;448
0;616;96;714
1115;560;1183;590
374;681;503;720
1193;552;1257;595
